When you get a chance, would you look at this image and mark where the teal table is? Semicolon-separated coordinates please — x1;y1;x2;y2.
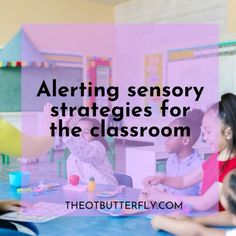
1;181;233;236
0;181;171;236
35;216;158;236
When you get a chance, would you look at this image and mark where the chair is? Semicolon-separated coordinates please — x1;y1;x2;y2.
48;148;55;163
107;114;123;130
0;221;39;236
57;148;70;179
106;114;123;170
156;159;166;172
105;136;116;169
114;172;133;188
1;154;10;165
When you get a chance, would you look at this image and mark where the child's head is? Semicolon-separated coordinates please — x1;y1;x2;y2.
220;170;236;224
165;109;204;154
77;118;109;149
77;118;96;142
202;93;236;154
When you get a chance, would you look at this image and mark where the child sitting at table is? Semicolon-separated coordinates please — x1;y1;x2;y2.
140;93;236;211
143;109;204;196
151;169;236;236
64;117;118;185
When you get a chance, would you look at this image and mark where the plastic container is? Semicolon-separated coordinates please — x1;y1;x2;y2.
9;171;30;187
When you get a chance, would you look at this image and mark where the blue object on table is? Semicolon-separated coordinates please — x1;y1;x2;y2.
9;171;30;187
98;206;122;216
114;173;133;188
97;191;118;198
0;221;38;236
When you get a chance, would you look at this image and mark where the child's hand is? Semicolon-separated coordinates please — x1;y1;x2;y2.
151;215;168;230
148;188;168;202
139;189;150;201
139;187;155;207
142;175;164;187
0;200;30;212
167;210;191;220
151;215;182;230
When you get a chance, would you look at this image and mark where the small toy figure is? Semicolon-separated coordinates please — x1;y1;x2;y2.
87;177;96;192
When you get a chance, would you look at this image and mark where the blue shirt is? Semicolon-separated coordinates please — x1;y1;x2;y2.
164;149;203;196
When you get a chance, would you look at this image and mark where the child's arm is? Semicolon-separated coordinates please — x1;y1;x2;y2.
193;211;235;227
162;168;203;189
66;138;106;164
22;134;54;158
0;200;29;212
143;168;203;189
0;118;22;156
0;119;53;157
148;182;220;211
151;216;225;236
180;182;221;211
0;104;55;158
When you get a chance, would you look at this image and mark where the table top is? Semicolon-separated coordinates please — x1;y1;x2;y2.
0;180;174;236
37;216;159;236
2;180;230;236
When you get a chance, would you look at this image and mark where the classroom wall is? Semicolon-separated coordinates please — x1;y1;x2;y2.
228;0;236;33
115;0;236;96
23;25;114;56
115;0;228;34
0;0;114;47
0;0;114;129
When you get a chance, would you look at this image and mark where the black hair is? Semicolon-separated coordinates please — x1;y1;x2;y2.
175;109;204;146
226;171;236;214
78;117;109;150
208;93;236;158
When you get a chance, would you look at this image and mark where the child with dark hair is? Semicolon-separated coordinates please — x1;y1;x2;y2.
64;117;117;185
141;93;236;211
144;109;204;196
151;170;236;236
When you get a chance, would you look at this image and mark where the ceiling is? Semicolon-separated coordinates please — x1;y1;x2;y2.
85;0;131;5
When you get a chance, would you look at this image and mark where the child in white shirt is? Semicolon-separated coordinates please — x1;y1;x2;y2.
64;117;117;185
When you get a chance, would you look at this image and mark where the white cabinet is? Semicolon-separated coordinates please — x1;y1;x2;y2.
126;146;158;189
126;143;211;189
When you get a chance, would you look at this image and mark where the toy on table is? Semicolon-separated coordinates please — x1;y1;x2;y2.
97;185;126;198
97;191;118;198
0;202;75;223
69;174;80;186
9;171;30;187
87;177;96;192
97;200;148;216
63;184;87;192
63;174;87;192
17;187;32;193
17;183;60;194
